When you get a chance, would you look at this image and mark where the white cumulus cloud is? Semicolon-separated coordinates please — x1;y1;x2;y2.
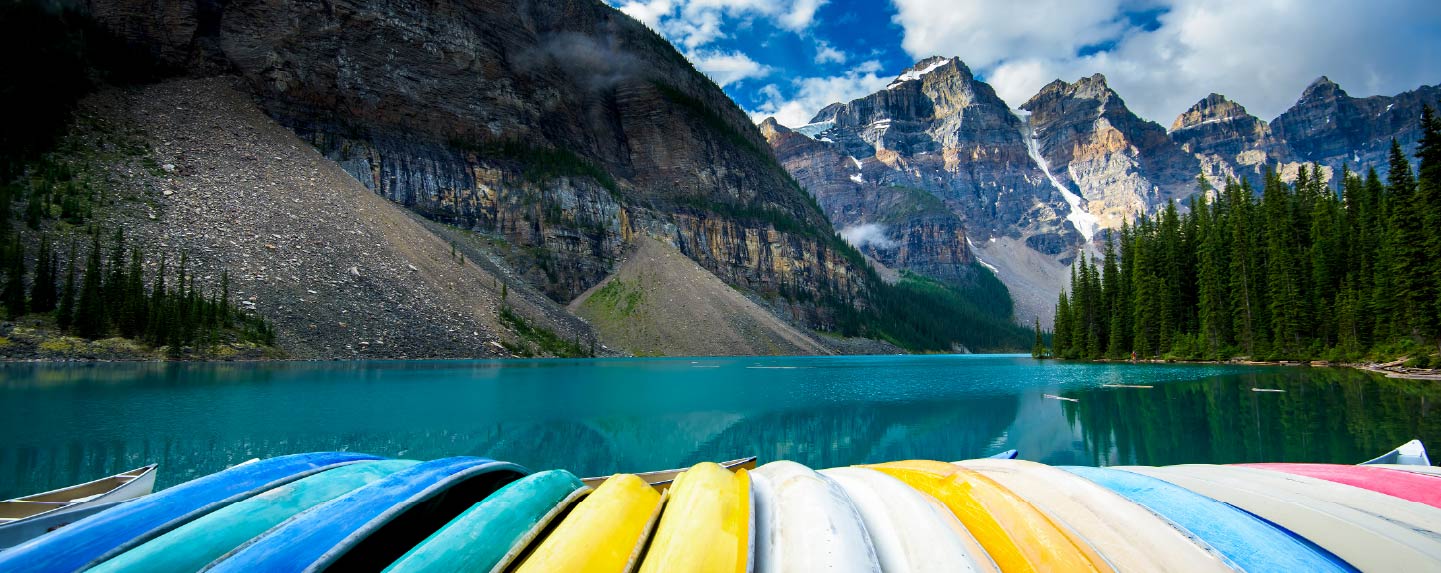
749;60;894;126
612;0;829;49
891;0;1441;124
687;50;772;86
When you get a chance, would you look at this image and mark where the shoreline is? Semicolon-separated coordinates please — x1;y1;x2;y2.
1058;356;1441;380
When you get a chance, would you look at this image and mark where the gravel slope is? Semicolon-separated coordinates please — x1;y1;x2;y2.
570;236;836;357
82;77;597;358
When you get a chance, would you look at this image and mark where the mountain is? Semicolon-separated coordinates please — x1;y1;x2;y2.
766;59;1439;326
1170;93;1278;182
762;57;1081;323
1;0;1042;358
1021;74;1200;233
85;0;870;326
0;0;926;358
1269;77;1441;172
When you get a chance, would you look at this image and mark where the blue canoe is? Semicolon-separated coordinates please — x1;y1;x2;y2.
207;456;526;572
0;452;378;573
1063;466;1357;573
91;460;420;573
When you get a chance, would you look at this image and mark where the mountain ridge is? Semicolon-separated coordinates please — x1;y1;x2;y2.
765;57;1440;325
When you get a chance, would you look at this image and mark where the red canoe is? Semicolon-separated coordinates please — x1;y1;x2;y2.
1242;463;1441;508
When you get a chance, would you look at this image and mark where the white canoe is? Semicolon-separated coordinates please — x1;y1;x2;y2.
820;467;996;573
958;459;1232;573
1124;464;1441;571
751;461;880;573
1361;439;1431;466
0;465;158;549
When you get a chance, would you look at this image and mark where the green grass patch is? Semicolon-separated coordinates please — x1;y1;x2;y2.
498;306;592;358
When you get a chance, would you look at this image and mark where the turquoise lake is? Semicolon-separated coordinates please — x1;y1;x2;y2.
2;354;1438;498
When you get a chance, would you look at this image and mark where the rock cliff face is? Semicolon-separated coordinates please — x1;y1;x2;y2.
762;58;1082;323
767;59;1439;325
1269;77;1441;173
84;0;868;327
797;57;1072;243
1021;74;1200;231
760;118;974;283
1169;93;1277;183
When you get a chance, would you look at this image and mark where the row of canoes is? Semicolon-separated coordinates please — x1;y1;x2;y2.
0;444;1437;572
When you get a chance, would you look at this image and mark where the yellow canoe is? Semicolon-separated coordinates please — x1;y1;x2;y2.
958;459;1232;573
511;474;663;573
637;462;751;573
866;460;1112;573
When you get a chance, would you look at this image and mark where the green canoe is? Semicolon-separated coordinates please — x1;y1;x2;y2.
91;459;417;573
384;470;588;573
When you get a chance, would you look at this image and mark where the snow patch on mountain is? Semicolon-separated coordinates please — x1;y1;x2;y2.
887;58;949;90
1016;110;1100;240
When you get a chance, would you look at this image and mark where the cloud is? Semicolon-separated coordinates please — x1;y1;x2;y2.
749;60;894;126
891;0;1441;123
687;50;772;86
613;0;829;49
839;223;897;250
814;41;847;65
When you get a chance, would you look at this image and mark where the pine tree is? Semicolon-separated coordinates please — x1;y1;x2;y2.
1413;105;1441;353
29;235;56;313
1053;291;1071;358
56;239;77;331
2;235;26;318
74;232;106;338
1386;139;1424;337
1032;317;1046;358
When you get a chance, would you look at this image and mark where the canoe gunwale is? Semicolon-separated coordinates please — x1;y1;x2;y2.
0;464;158;524
85;457;375;569
581;457;757;491
307;459;530;572
488;483;593;573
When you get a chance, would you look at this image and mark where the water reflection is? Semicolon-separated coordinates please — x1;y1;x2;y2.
0;356;1428;498
1062;367;1441;466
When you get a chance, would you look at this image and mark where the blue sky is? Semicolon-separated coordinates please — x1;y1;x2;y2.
606;0;1441;128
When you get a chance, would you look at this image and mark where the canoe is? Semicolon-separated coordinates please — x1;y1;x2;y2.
512;473;664;573
959;459;1233;573
1061;466;1356;573
582;457;757;492
0;452;377;573
383;470;588;573
206;457;526;573
750;461;880;573
866;460;1112;573
988;450;1019;460
821;467;997;573
1366;463;1441;477
91;460;416;573
0;464;157;550
637;462;751;573
1241;463;1441;508
1360;439;1431;465
1125;464;1441;571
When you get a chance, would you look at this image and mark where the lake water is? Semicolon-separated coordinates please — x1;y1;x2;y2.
1;355;1437;498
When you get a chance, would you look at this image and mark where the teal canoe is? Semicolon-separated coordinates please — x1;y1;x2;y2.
90;460;417;573
384;470;589;573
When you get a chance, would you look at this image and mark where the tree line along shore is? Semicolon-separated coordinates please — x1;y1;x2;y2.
1044;107;1441;369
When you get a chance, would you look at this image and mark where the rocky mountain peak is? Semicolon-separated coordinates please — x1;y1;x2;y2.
884;56;967;90
1301;76;1346;101
1170;93;1256;132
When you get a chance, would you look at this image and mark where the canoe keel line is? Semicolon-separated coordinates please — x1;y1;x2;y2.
1;442;1438;572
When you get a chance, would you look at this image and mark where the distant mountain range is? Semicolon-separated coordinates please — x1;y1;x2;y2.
762;56;1440;324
